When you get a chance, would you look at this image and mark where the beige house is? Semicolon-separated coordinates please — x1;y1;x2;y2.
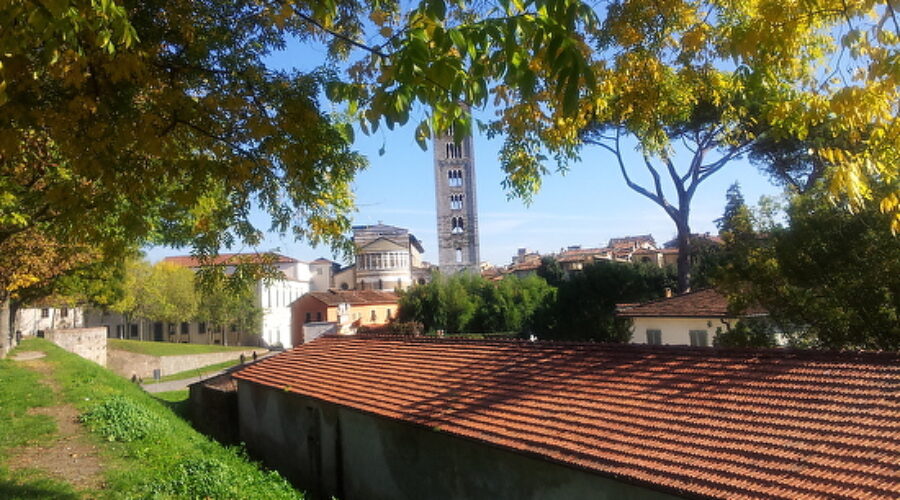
291;290;398;345
617;289;765;346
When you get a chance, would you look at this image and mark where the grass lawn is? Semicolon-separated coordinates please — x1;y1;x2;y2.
108;338;254;357
1;339;301;499
145;358;243;385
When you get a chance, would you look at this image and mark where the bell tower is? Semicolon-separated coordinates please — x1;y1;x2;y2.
433;125;480;273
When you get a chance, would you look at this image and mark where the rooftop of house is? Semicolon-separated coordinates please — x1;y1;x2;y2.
608;234;656;249
234;336;900;500
162;252;299;268
352;223;425;254
616;288;765;318
663;233;725;248
304;290;399;307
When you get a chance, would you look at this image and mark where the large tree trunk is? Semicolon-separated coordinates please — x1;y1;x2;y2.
674;214;693;294
0;295;11;358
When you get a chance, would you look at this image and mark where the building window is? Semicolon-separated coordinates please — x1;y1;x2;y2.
387;309;392;320
305;312;311;323
646;329;662;345
450;194;463;210
456;248;463;263
129;324;139;337
370;310;377;321
689;330;708;347
448;169;462;187
378;279;383;290
451;217;464;234
340;282;349;290
316;312;322;321
61;307;69;318
445;142;463;159
181;322;189;334
168;323;176;335
40;308;49;318
199;322;207;334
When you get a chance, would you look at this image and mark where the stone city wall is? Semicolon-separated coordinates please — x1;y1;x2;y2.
46;327;107;366
107;348;264;380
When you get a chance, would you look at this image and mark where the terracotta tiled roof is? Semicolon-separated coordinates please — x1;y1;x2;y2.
234;336;900;499
306;290;398;306
509;261;541;272
163;252;298;267
617;289;765;318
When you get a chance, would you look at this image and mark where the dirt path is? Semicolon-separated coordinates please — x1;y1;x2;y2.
7;358;106;493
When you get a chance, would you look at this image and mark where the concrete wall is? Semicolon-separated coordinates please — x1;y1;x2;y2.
238;381;683;500
300;322;338;345
107;348;264;379
630;317;731;346
189;373;239;445
46;327;107;366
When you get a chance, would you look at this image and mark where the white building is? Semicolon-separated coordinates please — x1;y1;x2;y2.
86;253;311;349
617;289;767;346
16;303;84;336
164;253;310;348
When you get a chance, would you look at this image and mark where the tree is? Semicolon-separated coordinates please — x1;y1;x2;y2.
196;279;261;346
715;187;900;350
533;261;675;342
536;257;565;287
109;259;198;340
327;0;899;291
2;0;366;270
0;228;98;355
1;1;372;351
397;271;553;334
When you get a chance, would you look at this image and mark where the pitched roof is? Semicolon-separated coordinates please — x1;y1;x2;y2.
304;290;398;306
234;336;900;500
162;252;298;267
617;288;765;318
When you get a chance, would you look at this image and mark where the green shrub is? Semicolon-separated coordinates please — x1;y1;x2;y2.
79;396;159;442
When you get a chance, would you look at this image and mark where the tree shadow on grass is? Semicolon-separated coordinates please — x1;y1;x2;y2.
152;394;190;421
0;477;80;500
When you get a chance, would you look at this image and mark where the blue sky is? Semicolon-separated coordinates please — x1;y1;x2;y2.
146;38;783;267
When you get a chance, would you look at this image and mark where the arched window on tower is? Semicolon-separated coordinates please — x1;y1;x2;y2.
456;248;463;263
448;169;463;187
450;194;463;210
451;217;464;234
445;142;463;159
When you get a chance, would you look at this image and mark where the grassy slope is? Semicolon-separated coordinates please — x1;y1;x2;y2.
0;349;77;499
1;339;301;500
108;338;253;356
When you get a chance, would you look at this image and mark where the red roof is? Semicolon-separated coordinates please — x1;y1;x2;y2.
163;252;298;267
234;336;900;499
305;290;398;306
617;289;765;318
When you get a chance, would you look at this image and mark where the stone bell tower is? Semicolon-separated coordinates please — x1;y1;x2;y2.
433;123;480;273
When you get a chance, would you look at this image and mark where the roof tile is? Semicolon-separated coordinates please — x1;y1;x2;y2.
234;337;900;499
